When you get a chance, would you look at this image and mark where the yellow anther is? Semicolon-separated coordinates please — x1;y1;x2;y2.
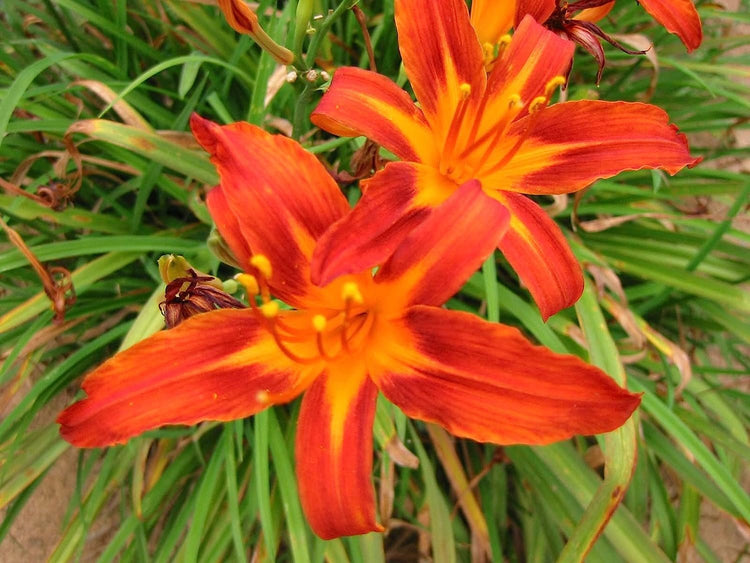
260;301;279;319
234;273;259;296
256;390;270;404
498;34;512;49
459;83;471;99
482;42;495;60
508;94;522;109
250;254;272;279
312;314;327;332
341;282;364;305
529;96;548;113
544;75;567;97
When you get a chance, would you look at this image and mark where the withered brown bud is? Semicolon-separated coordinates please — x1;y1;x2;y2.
160;270;245;329
543;0;648;84
334;140;388;183
157;255;244;329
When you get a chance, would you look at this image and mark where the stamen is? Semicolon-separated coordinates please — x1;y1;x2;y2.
312;315;337;360
341;312;373;355
246;255;272;302
497;34;512;54
341;282;364;305
482;42;495;65
439;82;474;176
250;254;272;280
457;92;524;167
528;96;548;113
476;95;549;178
264;307;319;365
260;301;279;319
235;273;267;320
544;75;566;98
312;314;327;332
235;273;259;297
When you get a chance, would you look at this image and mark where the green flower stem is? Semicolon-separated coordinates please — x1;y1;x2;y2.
305;0;359;68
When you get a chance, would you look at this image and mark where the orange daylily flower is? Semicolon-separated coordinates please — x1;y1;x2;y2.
310;2;700;320
58;114;641;539
473;0;701;76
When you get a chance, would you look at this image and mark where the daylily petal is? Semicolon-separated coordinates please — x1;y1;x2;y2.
191;114;350;306
394;0;486;140
311;66;438;164
206;185;253;268
489;100;700;195
483;16;574;121
371;306;641;445
470;0;515;48
638;0;702;51
375;180;509;308
311;161;457;287
513;0;556;27
58;309;317;448
576;1;615;23
296;362;382;539
495;193;583;320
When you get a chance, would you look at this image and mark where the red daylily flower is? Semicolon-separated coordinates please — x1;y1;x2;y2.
311;1;699;320
473;0;701;67
58;114;641;539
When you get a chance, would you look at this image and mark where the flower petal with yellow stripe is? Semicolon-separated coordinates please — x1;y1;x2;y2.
495;193;583;321
296;366;382;539
58;309;316;448
311;0;698;318
311;67;438;163
371;306;641;445
59;115;642;540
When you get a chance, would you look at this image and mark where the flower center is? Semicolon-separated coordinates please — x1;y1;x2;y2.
437;74;566;185
235;256;373;366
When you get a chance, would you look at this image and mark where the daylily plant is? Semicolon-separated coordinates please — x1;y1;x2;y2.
472;0;702;73
58;115;641;539
311;0;699;320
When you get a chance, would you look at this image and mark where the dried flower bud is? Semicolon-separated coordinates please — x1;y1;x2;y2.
157;255;244;329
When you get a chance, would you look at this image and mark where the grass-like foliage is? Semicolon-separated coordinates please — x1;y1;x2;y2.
1;0;749;560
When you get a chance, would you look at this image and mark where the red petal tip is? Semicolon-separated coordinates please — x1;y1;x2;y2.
189;112;220;153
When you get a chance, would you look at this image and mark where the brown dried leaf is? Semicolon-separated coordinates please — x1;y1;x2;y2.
0;218;76;322
544;194;569;217
578;212;676;233
602;295;647;349
379;454;395;525
587;263;627;304
386;434;419;469
610;33;659;100
155;130;202;150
